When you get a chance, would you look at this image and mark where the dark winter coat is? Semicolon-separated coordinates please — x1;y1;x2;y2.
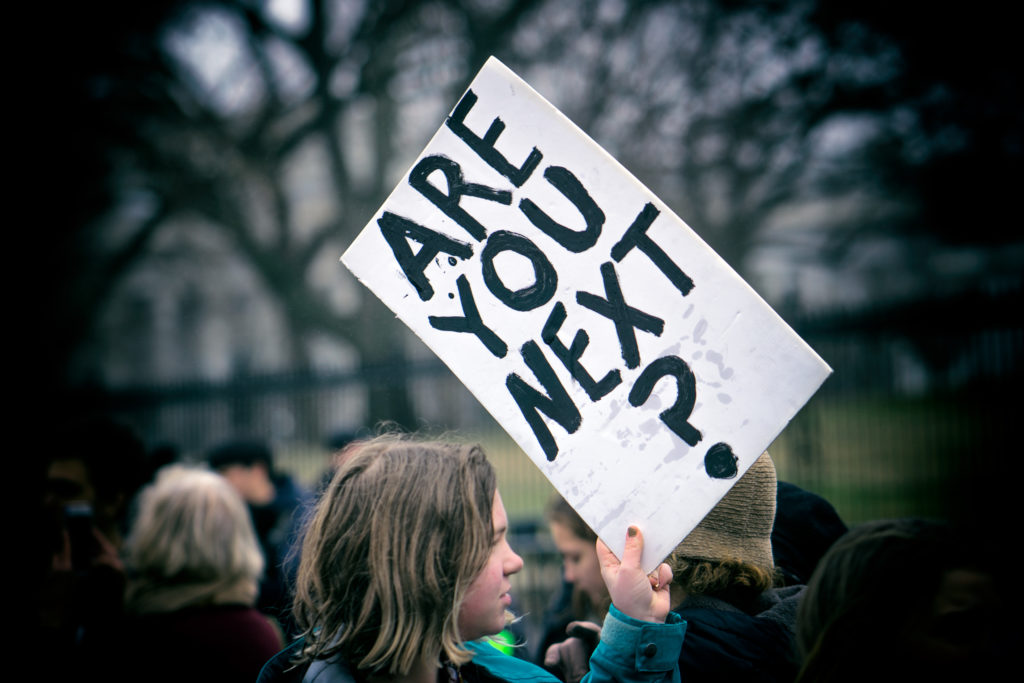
674;585;804;683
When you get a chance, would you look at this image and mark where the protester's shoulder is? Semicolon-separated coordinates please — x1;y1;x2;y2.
177;604;281;638
676;596;797;680
675;595;791;649
257;638;309;683
225;605;287;650
466;641;561;683
757;584;804;614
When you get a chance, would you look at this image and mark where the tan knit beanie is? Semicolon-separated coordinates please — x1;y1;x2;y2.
672;451;776;572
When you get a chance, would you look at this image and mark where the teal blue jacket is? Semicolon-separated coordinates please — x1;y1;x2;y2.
257;606;685;683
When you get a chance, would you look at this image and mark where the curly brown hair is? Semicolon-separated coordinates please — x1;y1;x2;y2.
665;552;779;613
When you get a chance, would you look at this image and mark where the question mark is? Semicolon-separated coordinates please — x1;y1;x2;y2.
628;355;702;447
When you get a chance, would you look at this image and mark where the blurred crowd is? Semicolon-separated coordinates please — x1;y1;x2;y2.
32;414;1011;683
33;415;334;681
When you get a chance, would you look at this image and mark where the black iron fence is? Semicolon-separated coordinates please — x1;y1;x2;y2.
93;286;1020;518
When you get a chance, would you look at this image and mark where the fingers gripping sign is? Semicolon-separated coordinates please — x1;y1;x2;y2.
546;527;677;683
597;526;673;623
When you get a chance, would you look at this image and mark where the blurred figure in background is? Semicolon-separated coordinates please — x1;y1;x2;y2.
207;438;312;638
109;464;284;682
535;495;607;671
771;480;847;587
315;429;366;495
37;415;148;674
795;517;1006;683
43;416;147;550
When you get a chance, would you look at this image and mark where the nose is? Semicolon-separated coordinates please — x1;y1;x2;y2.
505;546;524;576
564;563;576;584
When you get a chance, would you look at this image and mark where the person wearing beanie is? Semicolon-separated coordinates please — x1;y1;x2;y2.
665;451;804;683
543;452;811;683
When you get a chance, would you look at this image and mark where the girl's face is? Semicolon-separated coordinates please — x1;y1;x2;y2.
457;491;524;641
550;520;607;607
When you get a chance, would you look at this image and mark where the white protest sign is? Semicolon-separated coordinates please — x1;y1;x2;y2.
341;57;832;572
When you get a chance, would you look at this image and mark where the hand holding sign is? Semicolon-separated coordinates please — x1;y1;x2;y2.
341;57;831;572
598;525;673;623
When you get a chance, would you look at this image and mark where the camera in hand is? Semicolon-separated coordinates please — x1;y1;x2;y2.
63;502;98;570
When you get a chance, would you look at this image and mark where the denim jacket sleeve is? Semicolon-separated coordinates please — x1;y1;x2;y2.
583;605;686;683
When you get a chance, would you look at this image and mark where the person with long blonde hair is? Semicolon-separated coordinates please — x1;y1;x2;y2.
257;433;685;683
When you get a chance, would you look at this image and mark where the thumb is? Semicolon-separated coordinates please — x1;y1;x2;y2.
620;525;643;567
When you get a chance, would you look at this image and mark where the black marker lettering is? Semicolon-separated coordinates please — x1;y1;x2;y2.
506;341;582;462
481;231;558;312
576;262;664;369
519;166;604;253
409;155;512;242
428;275;508;358
628;355;702;447
446;89;543;187
378;212;473;301
610;203;695;297
704;443;738;479
541;302;621;401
